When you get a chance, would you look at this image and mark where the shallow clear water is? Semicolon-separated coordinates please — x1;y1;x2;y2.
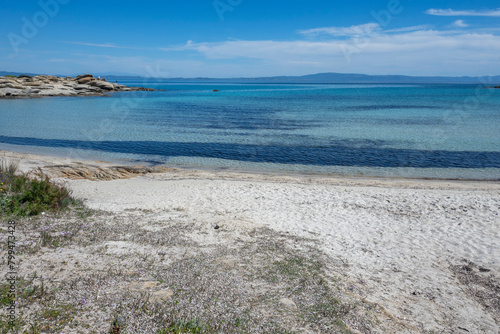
1;83;499;179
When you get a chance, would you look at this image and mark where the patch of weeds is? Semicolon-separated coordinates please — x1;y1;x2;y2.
1;276;50;308
0;316;26;333
110;228;371;333
262;255;323;283
159;318;209;333
0;160;75;216
74;204;94;220
450;260;500;321
0;283;14;307
0;276;51;333
305;298;351;332
39;303;77;325
40;230;61;248
109;321;122;333
0;276;46;308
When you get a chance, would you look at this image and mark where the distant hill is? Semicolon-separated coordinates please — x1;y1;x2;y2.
108;72;500;85
0;71;42;77
241;72;500;84
3;71;499;84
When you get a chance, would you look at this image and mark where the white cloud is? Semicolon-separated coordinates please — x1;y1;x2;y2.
426;8;500;17
14;24;500;77
385;25;433;33
451;20;469;28
64;42;125;48
62;41;146;50
158;27;500;76
298;23;380;37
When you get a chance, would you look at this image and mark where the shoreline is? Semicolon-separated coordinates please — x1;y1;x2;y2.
1;148;499;190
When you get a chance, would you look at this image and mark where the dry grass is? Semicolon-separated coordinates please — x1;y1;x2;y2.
0;207;406;333
450;259;500;323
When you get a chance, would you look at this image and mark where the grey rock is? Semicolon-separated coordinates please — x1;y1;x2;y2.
151;290;174;303
77;77;95;84
75;74;94;80
89;80;114;90
0;88;22;96
38;89;74;96
0;83;24;89
38;84;55;90
24;82;42;87
279;298;297;310
73;84;90;90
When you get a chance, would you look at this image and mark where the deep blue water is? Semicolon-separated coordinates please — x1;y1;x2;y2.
1;83;499;179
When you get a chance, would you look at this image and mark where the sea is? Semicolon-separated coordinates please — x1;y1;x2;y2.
1;82;499;180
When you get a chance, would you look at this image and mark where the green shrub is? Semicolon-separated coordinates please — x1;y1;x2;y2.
0;160;73;216
159;319;209;333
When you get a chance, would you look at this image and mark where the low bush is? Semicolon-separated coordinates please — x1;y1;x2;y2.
0;159;73;216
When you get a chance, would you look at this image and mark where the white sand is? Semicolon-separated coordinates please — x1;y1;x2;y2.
4;150;500;332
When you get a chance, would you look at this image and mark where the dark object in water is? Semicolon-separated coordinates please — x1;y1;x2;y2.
213;89;219;92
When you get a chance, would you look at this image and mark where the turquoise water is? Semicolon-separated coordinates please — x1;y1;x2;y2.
0;83;499;179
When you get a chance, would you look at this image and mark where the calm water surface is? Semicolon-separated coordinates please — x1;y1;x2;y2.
0;83;499;179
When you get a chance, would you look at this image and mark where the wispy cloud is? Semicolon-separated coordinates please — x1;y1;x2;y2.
21;23;499;77
298;23;433;37
426;8;500;17
158;25;500;76
385;25;432;33
451;20;469;28
298;23;380;37
62;41;146;49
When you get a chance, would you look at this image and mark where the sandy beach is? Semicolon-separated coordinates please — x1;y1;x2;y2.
1;149;499;333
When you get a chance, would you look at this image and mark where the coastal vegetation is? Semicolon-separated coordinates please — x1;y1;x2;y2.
0;159;73;216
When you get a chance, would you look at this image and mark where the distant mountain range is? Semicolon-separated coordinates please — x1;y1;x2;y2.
0;71;41;77
2;71;499;85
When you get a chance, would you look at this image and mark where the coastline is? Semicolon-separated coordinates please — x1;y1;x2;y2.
0;74;154;99
2;148;499;189
1;148;500;332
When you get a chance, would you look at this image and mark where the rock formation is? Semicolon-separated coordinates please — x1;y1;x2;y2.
45;164;176;181
0;74;155;98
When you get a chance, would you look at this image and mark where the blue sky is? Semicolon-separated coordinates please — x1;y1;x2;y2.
1;0;499;77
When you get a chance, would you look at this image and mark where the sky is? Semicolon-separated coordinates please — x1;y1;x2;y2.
1;0;499;78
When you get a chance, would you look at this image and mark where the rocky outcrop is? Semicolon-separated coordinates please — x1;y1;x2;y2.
46;164;175;180
77;77;94;84
89;80;115;90
0;74;155;99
